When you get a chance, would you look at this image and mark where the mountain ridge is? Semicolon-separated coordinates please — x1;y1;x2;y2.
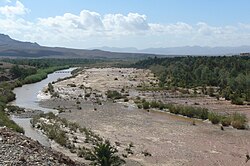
92;45;250;55
0;34;161;59
1;33;249;58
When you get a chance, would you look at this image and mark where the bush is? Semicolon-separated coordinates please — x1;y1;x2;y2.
168;104;208;120
107;90;123;100
137;104;142;109
208;112;221;124
231;113;248;129
150;101;160;108
86;140;125;166
231;97;244;105
142;102;150;109
0;111;24;133
6;105;24;113
221;116;232;126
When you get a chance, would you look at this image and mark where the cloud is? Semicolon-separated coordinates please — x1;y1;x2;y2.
0;0;29;17
1;0;12;3
103;13;149;33
0;2;250;48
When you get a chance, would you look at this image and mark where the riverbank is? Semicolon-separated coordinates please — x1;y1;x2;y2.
0;127;84;165
39;67;250;165
0;65;70;133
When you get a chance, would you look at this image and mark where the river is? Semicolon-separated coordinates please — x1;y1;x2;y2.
11;68;75;147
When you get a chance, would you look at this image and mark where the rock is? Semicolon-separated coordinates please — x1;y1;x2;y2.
0;127;85;166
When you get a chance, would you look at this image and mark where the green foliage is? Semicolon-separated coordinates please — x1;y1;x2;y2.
221;116;232;127
6;105;24;113
23;66;68;84
231;93;244;105
142;101;150;109
208;112;221;124
9;65;36;79
87;140;125;166
4;58;105;68
0;110;24;133
107;90;123;100
231;113;248;129
168;105;209;120
133;56;250;102
45;124;68;146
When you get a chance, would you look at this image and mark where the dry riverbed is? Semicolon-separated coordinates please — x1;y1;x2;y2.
39;68;250;166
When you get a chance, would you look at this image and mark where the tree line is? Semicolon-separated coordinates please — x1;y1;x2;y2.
132;56;250;104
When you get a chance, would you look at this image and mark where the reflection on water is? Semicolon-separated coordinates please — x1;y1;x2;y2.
11;68;75;146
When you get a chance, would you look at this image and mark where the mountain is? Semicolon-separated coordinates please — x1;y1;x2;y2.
0;34;40;49
1;33;249;58
93;46;250;55
0;34;159;59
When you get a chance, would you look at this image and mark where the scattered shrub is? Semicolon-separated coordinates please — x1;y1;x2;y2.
86;140;125;166
221;116;232;127
208;112;221;124
142;101;150;109
231;113;248;129
231;97;244;105
0;110;24;133
107;90;123;100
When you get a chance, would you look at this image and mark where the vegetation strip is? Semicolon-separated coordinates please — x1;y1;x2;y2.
136;99;248;129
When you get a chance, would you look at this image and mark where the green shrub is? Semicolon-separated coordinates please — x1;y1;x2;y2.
142;101;150;109
231;97;244;105
6;105;24;113
150;101;160;108
208;112;221;124
221;116;232;126
107;90;123;100
231;113;248;129
0;111;24;133
86;140;125;166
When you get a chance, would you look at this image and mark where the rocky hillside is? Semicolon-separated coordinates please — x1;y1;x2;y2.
0;127;85;166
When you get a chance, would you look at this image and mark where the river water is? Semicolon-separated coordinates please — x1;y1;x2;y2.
11;68;75;147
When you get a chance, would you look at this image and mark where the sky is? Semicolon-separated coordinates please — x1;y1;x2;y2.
0;0;250;49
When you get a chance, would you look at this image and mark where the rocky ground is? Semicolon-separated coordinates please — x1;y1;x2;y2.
0;127;85;166
37;67;250;166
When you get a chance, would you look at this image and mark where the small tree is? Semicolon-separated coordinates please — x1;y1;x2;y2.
87;140;125;166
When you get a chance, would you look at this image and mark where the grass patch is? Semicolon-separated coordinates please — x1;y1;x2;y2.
0;110;24;133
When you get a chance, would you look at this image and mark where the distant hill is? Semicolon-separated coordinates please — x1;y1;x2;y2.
1;33;249;58
93;46;250;55
0;34;160;59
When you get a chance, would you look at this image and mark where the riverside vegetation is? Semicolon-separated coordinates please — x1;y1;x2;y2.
135;98;248;129
132;56;250;105
0;58;108;133
31;112;125;165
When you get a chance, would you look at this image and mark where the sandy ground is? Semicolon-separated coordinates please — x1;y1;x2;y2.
40;68;250;166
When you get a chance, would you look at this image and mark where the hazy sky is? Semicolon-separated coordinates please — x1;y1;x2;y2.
0;0;250;49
